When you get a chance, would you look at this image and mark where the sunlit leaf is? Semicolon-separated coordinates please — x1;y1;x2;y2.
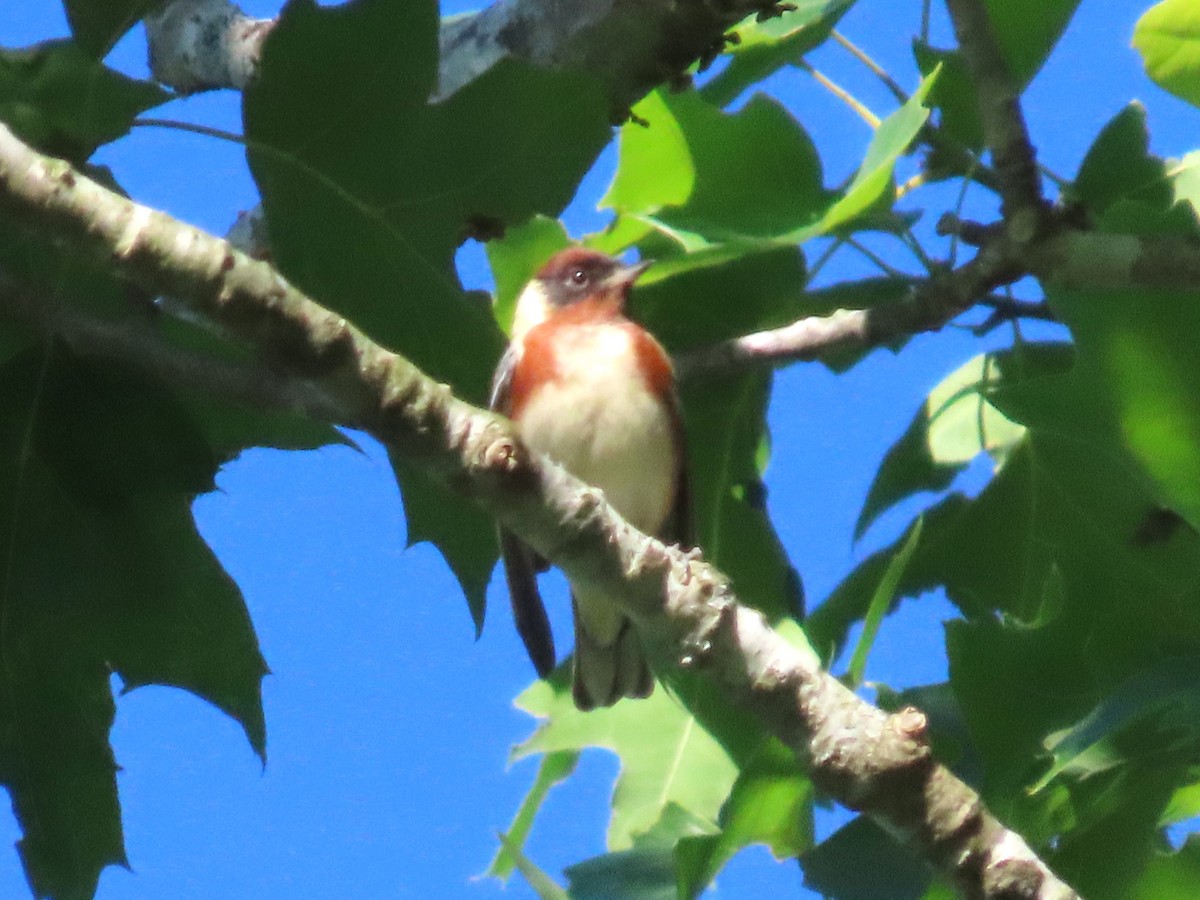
914;42;983;151
676;740;812;897
854;348;1049;540
496;832;571;900
846;517;923;687
1135;0;1200;110
488;750;580;881
700;0;856;108
608;89;826;242
513;675;739;850
801;67;938;237
487;216;571;334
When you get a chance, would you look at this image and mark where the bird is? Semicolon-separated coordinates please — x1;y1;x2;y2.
490;246;691;710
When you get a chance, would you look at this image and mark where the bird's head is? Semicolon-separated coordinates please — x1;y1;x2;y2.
510;248;651;343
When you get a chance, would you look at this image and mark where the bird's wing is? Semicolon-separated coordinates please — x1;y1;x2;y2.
488;343;518;411
491;344;557;678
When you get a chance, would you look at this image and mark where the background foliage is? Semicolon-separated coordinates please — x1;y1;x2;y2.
4;0;1200;898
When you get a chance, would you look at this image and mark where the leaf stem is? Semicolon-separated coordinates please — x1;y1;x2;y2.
796;60;881;129
831;31;909;104
846;236;903;278
132;117;248;146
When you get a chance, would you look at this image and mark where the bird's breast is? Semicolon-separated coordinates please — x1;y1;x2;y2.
512;323;678;536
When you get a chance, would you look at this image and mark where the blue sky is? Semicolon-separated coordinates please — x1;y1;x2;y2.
3;1;1198;897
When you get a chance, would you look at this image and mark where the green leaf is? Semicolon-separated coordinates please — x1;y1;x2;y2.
802;817;930;900
1072;103;1171;217
486;216;571;334
513;673;739;851
1035;655;1200;792
803;67;938;238
855;349;1046;540
564;848;677;900
676;740;813;897
949;623;1193;898
608;90;826;242
0;41;168;160
602;90;694;215
64;0;162;57
1127;836;1200;899
1048;287;1200;530
1161;780;1200;828
634;246;809;354
244;0;609;400
1135;0;1200;110
1054;768;1185;899
816;320;1200;762
245;0;613;623
389;453;494;634
700;0;856;108
807;494;959;660
152;317;350;458
982;0;1082;87
914;42;984;151
680;373;803;622
0;347;267;899
846;517;923;687
1168;150;1200;225
488;750;580;880
495;832;571;900
915;0;1080;153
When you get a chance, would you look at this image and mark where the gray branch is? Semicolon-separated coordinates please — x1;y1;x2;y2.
943;0;1045;222
0;121;1081;900
146;0;769;109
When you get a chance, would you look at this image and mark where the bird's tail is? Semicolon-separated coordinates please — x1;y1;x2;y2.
570;592;653;710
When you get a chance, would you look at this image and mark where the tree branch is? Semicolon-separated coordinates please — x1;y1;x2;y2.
676;271;985;380
0;121;1080;900
943;0;1045;222
145;0;776;109
146;0;273;92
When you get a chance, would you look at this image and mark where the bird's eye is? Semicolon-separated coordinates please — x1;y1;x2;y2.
570;269;589;287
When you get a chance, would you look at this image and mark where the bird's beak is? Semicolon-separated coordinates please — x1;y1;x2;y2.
603;259;653;292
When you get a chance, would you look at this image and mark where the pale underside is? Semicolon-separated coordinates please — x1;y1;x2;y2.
517;323;676;651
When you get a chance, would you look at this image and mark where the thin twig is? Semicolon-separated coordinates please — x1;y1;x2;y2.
895;171;928;199
944;0;1045;220
133;117;247;145
796;59;881;128
805;237;845;285
846;236;904;277
832;31;909;104
898;230;936;274
969;294;1059;336
948;161;978;266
